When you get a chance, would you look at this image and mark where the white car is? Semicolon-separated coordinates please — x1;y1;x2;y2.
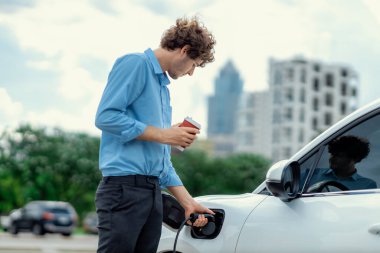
158;98;380;253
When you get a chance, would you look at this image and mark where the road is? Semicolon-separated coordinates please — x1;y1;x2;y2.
0;232;98;253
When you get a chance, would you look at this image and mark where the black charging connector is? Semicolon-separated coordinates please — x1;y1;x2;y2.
172;211;225;253
189;213;215;223
172;213;216;253
189;213;217;236
161;193;225;252
190;209;224;239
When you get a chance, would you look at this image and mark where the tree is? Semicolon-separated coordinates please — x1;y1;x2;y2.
172;150;271;196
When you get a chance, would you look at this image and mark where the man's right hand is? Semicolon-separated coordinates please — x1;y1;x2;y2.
160;126;199;147
137;125;199;147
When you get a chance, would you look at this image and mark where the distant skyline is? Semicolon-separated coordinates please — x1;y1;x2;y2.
0;0;380;137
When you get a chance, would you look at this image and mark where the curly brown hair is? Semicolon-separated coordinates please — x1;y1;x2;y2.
160;16;216;67
328;135;370;163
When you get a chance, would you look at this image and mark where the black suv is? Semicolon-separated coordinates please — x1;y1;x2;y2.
8;201;78;236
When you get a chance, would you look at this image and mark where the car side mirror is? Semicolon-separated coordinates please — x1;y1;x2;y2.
265;160;300;202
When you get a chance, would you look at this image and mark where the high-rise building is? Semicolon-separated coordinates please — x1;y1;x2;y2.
207;60;243;156
270;57;358;162
235;91;272;158
235;56;359;162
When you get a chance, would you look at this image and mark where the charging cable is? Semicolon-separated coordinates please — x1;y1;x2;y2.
173;217;192;253
173;213;216;253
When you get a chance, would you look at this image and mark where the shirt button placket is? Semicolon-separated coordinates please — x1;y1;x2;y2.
161;87;166;128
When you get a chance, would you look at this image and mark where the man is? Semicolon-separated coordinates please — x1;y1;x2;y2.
308;135;377;191
94;17;216;253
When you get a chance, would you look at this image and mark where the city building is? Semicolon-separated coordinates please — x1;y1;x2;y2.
207;60;243;156
270;57;358;161
235;91;272;159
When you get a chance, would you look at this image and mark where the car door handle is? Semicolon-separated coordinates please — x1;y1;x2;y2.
368;223;380;235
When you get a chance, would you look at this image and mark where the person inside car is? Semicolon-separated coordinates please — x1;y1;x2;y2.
307;135;377;191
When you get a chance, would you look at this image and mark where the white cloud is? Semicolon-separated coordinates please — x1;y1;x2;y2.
363;0;380;54
56;53;101;100
26;59;54;70
25;96;101;135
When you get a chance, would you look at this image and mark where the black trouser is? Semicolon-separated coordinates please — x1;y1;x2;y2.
95;175;162;253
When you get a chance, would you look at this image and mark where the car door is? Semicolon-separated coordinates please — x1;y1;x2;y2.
236;112;380;253
17;204;36;229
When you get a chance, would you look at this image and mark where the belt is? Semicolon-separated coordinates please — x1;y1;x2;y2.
102;175;159;188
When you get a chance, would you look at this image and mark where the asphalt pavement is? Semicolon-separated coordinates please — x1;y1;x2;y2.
0;232;98;253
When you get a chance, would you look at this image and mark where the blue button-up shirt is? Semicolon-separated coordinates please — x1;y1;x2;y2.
95;48;183;188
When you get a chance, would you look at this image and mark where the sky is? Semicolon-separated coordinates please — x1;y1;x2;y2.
0;0;380;138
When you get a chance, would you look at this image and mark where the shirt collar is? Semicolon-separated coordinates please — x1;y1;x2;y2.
144;48;170;86
323;168;360;181
144;48;162;74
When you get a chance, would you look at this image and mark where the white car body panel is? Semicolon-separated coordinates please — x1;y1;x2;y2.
237;191;380;253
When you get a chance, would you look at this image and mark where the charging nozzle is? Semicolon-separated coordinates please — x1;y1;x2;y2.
162;192;225;252
189;213;215;223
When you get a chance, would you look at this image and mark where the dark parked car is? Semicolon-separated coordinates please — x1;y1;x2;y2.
8;201;78;236
83;212;98;234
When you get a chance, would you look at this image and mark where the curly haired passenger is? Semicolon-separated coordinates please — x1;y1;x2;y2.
308;135;377;191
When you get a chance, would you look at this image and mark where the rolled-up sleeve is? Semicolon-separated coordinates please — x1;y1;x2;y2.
159;154;183;188
95;55;148;143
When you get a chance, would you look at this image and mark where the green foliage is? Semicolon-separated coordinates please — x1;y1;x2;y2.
172;150;271;196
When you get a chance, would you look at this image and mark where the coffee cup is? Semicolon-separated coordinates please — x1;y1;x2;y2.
175;117;201;151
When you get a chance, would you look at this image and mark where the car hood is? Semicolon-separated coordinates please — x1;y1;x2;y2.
195;193;268;216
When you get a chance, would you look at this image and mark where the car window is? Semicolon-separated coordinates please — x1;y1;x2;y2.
25;203;36;210
25;202;40;212
48;207;70;214
299;150;320;192
305;113;380;193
